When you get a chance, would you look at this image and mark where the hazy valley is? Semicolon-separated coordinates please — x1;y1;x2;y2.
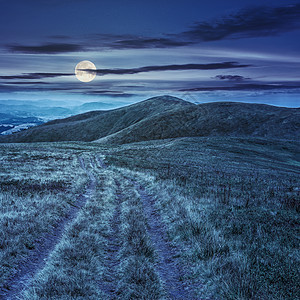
0;99;126;136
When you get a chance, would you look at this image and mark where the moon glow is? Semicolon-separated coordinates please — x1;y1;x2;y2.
75;60;96;82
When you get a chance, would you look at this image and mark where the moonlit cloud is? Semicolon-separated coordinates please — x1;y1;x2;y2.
0;62;251;81
91;62;251;76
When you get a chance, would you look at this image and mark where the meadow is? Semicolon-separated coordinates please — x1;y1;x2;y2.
0;137;299;299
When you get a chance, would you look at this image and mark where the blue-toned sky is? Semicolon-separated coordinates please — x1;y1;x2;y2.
1;0;300;107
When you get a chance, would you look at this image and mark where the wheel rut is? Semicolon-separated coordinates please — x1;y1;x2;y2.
95;155;122;298
97;179;123;299
135;182;194;300
0;156;96;300
100;157;197;299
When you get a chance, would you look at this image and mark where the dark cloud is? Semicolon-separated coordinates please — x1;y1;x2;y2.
0;73;73;80
182;4;300;42
92;4;300;49
73;33;192;49
84;91;136;97
7;43;83;54
1;81;49;85
5;4;300;54
82;62;251;76
215;75;250;81
111;37;191;49
180;83;300;92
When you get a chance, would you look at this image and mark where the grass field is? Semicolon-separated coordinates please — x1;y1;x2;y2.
0;137;299;299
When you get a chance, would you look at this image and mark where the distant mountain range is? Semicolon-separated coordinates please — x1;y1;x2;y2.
0;96;299;143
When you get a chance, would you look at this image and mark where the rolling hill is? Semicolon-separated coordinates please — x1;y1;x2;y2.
0;95;299;143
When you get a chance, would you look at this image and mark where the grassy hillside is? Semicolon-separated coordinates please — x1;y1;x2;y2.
0;137;299;299
103;136;300;299
1;96;298;143
97;101;299;144
0;96;193;143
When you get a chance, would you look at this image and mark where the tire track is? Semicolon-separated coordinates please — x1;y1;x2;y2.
97;180;122;298
0;156;96;300
135;183;194;300
98;156;195;298
94;156;197;298
95;154;122;298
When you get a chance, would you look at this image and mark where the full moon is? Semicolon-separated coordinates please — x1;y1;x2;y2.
75;60;96;82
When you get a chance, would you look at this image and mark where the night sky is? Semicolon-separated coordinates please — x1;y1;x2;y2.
1;0;300;107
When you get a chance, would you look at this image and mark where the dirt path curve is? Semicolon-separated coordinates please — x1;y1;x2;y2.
96;154;197;299
135;183;195;300
0;156;96;300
